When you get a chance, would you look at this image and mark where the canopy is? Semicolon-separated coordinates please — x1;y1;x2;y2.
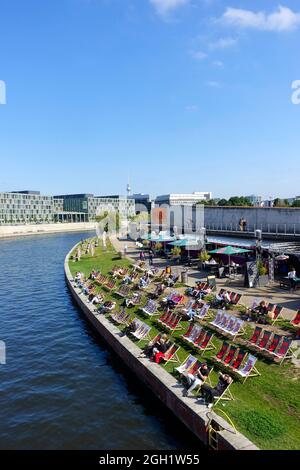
209;246;251;255
142;234;175;243
169;239;200;248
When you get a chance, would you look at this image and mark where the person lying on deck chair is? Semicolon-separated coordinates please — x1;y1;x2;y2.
88;294;103;305
122;274;134;285
195;285;212;300
214;291;231;309
165;274;179;287
143;334;167;358
149;335;171;364
247;300;269;323
124;292;140;308
199;373;233;409
183;363;210;397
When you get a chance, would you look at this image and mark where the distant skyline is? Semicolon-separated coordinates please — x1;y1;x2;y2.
0;0;299;199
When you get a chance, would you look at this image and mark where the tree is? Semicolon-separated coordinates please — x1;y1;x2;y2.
292;200;300;207
218;199;228;206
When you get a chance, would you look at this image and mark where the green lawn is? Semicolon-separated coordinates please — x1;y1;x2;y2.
68;238;300;450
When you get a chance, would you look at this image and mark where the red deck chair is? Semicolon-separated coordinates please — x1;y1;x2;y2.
158;311;171;324
223;345;238;365
270;305;283;325
182;324;194;339
273;338;293;363
197;331;215;353
266;334;281;353
193;329;206;346
231;350;247;370
291;311;300;327
165;312;176;327
215;341;230;361
258;330;272;350
232;294;242;305
168;314;181;330
249;326;263;345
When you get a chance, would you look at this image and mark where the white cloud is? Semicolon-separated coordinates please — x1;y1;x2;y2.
222;5;300;32
191;50;208;60
209;36;237;49
149;0;190;17
206;80;222;87
212;60;224;67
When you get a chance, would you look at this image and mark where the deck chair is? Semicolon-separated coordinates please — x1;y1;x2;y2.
188;325;203;344
104;279;116;291
130;291;142;306
141;300;158;316
213;382;234;407
230;350;247;371
272;338;296;364
194;303;210;320
215;341;230;362
265;334;281;353
236;354;260;383
223;345;238;365
158;310;172;325
175;355;197;375
270;306;284;325
248;326;263;346
257;330;272;350
210;310;224;328
218;313;231;332
196;331;215;354
162;344;181;367
232;293;242;305
222;315;236;334
291;310;300;327
167;314;182;335
102;300;116;312
226;318;245;338
182;323;194;340
115;284;130;298
132;324;152;342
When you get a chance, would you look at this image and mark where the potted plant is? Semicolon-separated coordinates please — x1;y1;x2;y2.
258;261;269;286
198;250;211;269
171;246;181;263
154;242;163;255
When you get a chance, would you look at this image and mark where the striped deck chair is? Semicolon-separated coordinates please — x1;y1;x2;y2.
130;291;142;306
111;309;129;325
127;318;143;336
194;303;210;321
223;345;238;365
226;318;245;339
230;350;247;371
181;299;196;313
102;300;116;312
272;337;296;364
236;354;260;383
215;341;230;362
213;381;234;407
158;310;172;325
185;325;203;344
166;314;182;335
248;326;263;346
182;324;194;340
210;310;224;328
193;328;206;346
222;315;236;334
291;310;300;328
115;284;130;298
161;344;180;367
265;334;281;353
97;274;108;285
270;305;284;325
132;323;152;342
141;300;158;316
231;293;242;305
175;355;197;375
257;330;272;350
104;279;116;291
196;331;215;354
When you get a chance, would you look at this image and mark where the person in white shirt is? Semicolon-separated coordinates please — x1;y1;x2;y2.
288;268;297;290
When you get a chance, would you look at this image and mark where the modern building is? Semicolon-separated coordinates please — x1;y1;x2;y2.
155;192;212;207
246;195;264;206
54;194;135;222
0;191;56;224
128;194;152;214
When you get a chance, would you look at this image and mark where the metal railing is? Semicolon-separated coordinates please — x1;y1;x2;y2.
204;222;300;236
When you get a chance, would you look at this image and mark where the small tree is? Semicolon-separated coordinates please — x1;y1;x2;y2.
171;246;181;257
198;250;211;263
155;242;163;252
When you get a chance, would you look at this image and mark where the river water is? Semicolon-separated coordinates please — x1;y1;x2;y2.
0;232;200;450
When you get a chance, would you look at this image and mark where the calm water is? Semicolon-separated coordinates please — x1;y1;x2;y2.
0;232;200;450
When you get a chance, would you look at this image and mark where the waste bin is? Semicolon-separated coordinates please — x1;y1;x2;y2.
181;270;188;284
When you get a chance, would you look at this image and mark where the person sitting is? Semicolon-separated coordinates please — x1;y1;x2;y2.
183;363;210;397
124;292;139;308
199;373;233;409
288;268;297;290
143;334;163;357
248;300;269;322
139;276;148;289
122;274;133;285
195;285;212;300
165;274;179;287
88;294;103;305
150;335;171;364
214;291;231;309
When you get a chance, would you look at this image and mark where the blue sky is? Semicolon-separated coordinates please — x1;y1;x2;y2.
0;0;299;199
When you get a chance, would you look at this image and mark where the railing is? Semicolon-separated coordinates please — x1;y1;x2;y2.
204;222;300;236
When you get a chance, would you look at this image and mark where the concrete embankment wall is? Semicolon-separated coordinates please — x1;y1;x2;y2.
0;223;96;239
64;245;258;451
204;206;300;234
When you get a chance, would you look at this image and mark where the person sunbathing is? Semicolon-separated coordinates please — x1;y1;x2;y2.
149;335;171;364
183;363;210;397
199;373;233;409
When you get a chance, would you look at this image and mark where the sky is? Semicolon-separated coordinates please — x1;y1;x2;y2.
0;0;299;199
